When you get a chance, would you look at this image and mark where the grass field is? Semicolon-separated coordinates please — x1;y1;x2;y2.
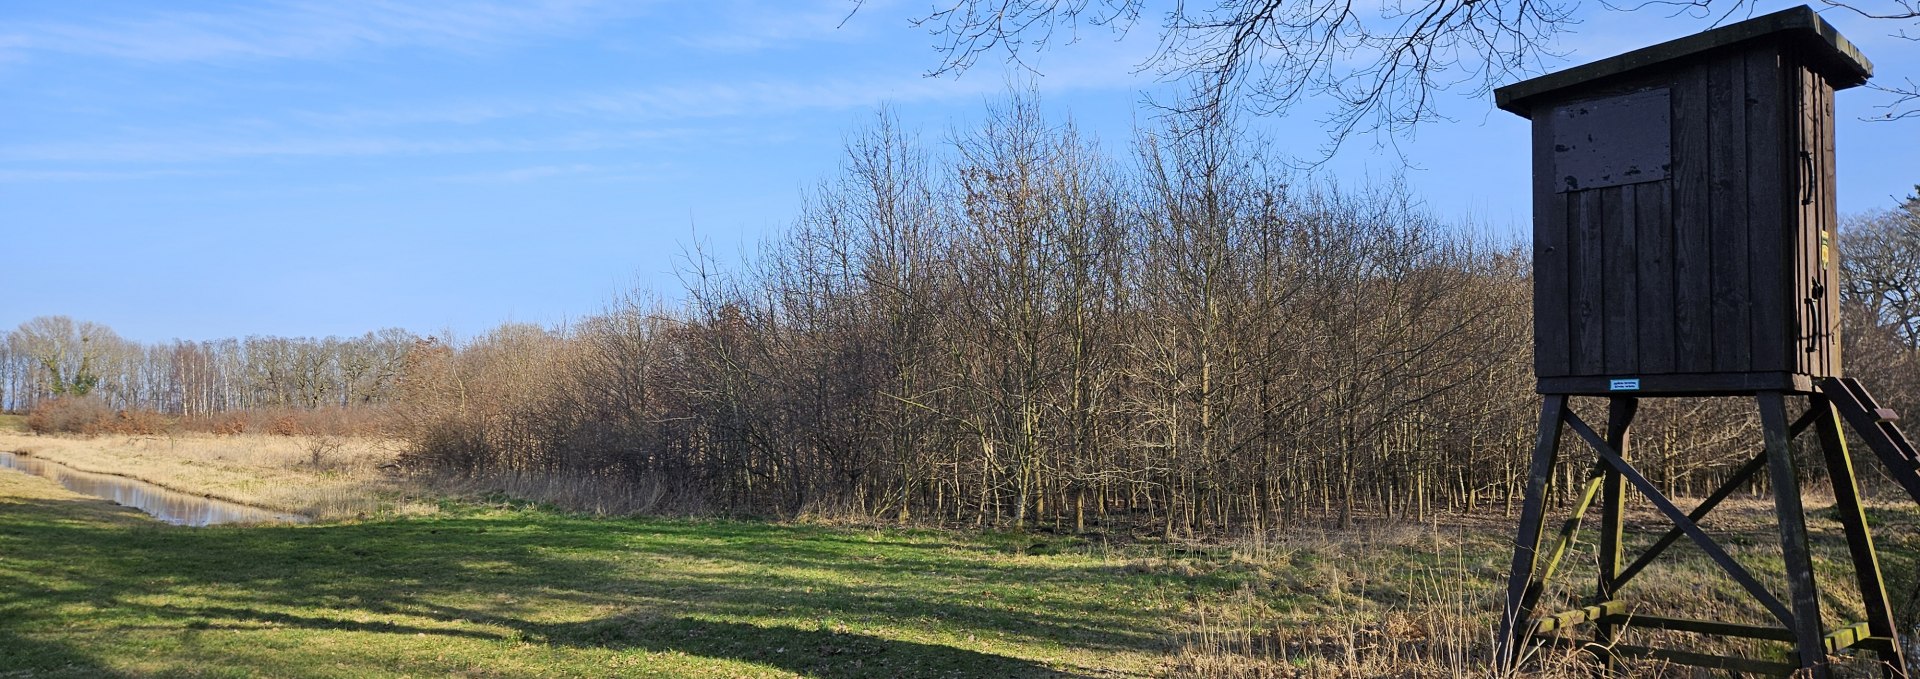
1;434;1917;677
0;462;1526;678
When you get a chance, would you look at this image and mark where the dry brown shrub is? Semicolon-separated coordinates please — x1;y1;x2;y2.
25;397;112;434
179;411;249;435
301;406;389;437
266;413;305;436
211;416;246;435
105;409;168;435
173;407;389;437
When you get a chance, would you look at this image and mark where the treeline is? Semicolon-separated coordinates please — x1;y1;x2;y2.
0;318;416;417
388;100;1920;533
10;101;1915;533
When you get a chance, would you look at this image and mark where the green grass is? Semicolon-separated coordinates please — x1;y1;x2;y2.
2;466;1915;678
0;472;1261;678
0;413;26;433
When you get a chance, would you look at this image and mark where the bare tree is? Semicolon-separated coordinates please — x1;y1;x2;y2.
866;0;1917;154
8;316;122;399
1843;186;1920;348
1841;185;1920;414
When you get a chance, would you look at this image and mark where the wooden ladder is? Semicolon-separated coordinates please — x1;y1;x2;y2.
1822;377;1920;506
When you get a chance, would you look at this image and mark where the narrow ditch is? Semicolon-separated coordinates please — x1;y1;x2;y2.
0;451;310;526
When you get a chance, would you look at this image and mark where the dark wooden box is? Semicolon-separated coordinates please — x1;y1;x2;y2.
1496;6;1872;396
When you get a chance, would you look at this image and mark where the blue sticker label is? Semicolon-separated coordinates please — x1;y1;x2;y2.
1610;378;1641;391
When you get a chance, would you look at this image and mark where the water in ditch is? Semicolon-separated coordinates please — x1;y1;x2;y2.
0;451;309;526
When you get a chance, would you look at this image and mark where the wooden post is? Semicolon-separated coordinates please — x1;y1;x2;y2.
1497;395;1568;671
1812;393;1911;678
1595;397;1637;668
1758;391;1829;677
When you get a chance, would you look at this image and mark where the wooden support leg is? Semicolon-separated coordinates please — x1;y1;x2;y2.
1758;392;1829;677
1497;395;1569;673
1595;397;1637;671
1812;393;1911;678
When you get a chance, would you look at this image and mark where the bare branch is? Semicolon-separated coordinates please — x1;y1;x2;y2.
875;0;1920;155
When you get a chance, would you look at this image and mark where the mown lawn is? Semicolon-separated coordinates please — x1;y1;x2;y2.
0;470;1246;678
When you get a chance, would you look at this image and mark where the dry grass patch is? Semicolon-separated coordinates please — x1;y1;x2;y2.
0;432;409;520
1160;502;1920;678
419;469;674;516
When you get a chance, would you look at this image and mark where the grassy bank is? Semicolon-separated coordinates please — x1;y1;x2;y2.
0;436;1916;676
0;432;410;520
0;432;676;520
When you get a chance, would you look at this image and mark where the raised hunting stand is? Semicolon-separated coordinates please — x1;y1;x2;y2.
1493;6;1920;676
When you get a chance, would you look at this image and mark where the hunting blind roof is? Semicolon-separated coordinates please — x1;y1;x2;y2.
1495;5;1873;118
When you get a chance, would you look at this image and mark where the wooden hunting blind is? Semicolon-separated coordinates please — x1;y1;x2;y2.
1498;6;1871;396
1492;7;1920;677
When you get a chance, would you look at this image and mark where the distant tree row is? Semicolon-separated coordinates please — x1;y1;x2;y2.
0;319;416;416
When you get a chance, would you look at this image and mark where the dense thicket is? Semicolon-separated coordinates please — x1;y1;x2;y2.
387;101;1920;533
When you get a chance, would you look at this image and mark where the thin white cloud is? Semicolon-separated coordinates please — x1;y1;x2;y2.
0;0;625;63
0;168;213;183
435;162;669;184
302;53;1152;131
1;60;1150;166
0;0;1160;172
297;102;534;129
675;0;871;53
0;128;697;164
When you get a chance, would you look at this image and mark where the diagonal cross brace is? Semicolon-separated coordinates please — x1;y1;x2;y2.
1563;410;1796;628
1515;464;1609;622
1541;464;1608;588
1613;407;1819;589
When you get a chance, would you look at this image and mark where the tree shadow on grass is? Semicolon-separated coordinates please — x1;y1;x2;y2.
0;627;131;679
537;613;1084;678
0;495;1156;677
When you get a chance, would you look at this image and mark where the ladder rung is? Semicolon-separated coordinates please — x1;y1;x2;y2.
1822;377;1920;507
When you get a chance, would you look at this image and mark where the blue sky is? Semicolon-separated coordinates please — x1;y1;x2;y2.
3;1;1916;344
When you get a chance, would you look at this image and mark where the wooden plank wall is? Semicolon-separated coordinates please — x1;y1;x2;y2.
1822;61;1841;375
1746;48;1787;373
1671;64;1714;375
1635;180;1675;375
1788;47;1841;378
1533;108;1572;377
1572;188;1607;375
1707;51;1753;374
1534;45;1839;380
1794;53;1815;377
